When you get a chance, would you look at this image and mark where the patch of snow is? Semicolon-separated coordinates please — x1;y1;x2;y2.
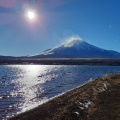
79;106;85;110
79;102;83;105
98;88;104;91
93;88;97;91
43;52;54;55
103;83;107;89
84;100;93;108
73;112;79;116
98;83;108;92
79;100;93;109
98;87;106;92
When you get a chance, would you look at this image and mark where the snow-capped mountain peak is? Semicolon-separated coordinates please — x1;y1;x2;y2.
63;36;83;47
30;36;120;58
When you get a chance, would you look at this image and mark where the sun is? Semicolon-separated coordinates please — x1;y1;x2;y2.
27;11;35;20
25;9;37;22
27;10;35;20
24;9;40;24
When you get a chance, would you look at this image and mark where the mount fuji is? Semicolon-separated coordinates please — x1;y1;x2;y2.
30;37;120;58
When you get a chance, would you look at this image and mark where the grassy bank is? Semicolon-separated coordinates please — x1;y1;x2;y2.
10;74;120;120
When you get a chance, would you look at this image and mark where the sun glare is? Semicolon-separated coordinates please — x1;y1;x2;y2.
24;8;41;25
27;11;35;20
25;9;37;22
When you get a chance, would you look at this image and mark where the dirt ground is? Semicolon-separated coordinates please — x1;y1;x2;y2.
10;73;120;120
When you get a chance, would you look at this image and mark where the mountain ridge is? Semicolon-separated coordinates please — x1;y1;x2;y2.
30;37;120;58
1;37;120;59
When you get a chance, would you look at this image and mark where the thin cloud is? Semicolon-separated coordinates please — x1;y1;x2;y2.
63;35;83;45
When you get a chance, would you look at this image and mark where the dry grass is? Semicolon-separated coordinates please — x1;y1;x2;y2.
10;74;120;120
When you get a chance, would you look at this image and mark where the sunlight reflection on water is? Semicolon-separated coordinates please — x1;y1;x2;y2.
0;65;61;119
0;65;120;119
7;65;57;114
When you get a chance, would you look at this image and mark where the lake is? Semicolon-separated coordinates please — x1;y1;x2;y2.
0;65;120;120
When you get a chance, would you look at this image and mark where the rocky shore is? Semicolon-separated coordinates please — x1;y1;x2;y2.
10;73;120;120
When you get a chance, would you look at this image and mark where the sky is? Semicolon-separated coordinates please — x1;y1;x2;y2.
0;0;120;56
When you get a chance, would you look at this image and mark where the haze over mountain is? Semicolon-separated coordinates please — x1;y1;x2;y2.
29;36;120;58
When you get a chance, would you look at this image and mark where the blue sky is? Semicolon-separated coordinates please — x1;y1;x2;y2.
0;0;120;56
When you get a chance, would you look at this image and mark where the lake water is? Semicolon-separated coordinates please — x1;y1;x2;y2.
0;65;120;119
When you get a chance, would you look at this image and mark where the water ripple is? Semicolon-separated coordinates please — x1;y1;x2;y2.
0;65;120;119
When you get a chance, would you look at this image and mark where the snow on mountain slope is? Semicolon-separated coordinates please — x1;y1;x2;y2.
30;36;120;58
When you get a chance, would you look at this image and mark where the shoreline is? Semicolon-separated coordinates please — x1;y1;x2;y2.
10;73;120;120
1;58;120;65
